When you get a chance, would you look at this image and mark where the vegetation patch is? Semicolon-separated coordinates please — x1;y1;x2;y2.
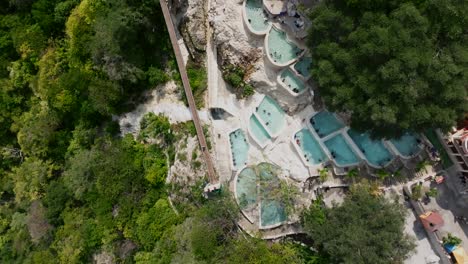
222;64;255;98
307;1;467;138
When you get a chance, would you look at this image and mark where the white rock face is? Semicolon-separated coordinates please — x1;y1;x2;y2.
209;0;312;114
176;0;207;56
209;0;263;65
117;81;209;136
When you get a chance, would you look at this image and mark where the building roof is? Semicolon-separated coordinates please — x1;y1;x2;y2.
419;211;444;232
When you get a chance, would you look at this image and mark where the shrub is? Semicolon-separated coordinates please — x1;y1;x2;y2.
226;73;242;88
147;67;169;86
242;84;255;97
443;233;462;246
411;184;423;200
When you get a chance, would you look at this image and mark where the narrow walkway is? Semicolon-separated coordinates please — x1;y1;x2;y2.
160;0;217;183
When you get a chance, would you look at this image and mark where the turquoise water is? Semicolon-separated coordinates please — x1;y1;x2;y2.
255;96;285;135
347;130;393;167
310;111;345;138
245;0;270;33
236;163;287;227
294;129;328;165
324;134;359;166
258;163;286;227
267;27;302;64
249;115;271;145
236;167;258;210
229;129;249;169
261;200;287;227
294;57;312;79
280;69;306;94
390;133;421;157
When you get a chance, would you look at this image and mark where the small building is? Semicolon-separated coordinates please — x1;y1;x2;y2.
419;211;444;232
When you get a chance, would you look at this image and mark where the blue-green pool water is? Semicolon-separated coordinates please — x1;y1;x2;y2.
310;111;345;138
280;69;306;94
267;27;302;64
229;129;249;169
261;200;287;227
294;129;328;165
390;133;421;158
236;167;258;210
324;134;359;166
258;163;287;227
236;163;288;227
347;130;393;167
245;0;270;33
255;96;285;135
294;57;312;79
249;115;271;145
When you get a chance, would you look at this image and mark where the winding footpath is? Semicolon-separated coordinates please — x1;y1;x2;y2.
159;0;217;184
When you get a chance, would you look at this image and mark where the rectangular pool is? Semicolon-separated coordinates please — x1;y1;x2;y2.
324;134;359;167
390;133;421;158
347;130;393;167
310;111;345;138
229;129;249;169
294;129;327;165
280;69;306;94
294;57;312;79
255;96;285;136
249;115;271;145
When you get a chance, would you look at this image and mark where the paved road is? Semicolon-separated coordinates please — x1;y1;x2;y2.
160;0;217;183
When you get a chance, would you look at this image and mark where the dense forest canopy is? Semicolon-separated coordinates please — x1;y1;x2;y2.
301;182;415;263
308;0;468;138
0;0;326;263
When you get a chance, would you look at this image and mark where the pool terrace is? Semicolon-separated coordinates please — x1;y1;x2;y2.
249;114;271;148
293;129;328;166
265;26;303;67
234;163;288;229
388;133;423;159
278;68;307;96
253;96;286;137
243;0;271;35
310;111;345;138
229;129;250;170
293;56;312;80
347;129;393;168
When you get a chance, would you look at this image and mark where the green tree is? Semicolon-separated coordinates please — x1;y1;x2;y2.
307;0;468;138
10;158;52;204
442;233;462;246
133;199;179;251
302;182;415;263
16;106;60;158
139;113;174;146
